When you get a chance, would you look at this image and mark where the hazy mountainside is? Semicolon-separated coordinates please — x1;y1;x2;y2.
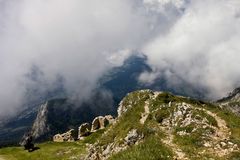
0;91;114;146
0;55;211;146
85;90;240;160
1;90;240;160
0;104;39;146
29;92;115;142
217;87;240;116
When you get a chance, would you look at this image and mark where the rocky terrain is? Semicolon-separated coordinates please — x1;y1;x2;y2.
1;89;240;159
82;90;240;160
217;87;240;116
18;89;238;160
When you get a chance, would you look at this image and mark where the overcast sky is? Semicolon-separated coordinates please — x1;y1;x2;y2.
0;0;240;117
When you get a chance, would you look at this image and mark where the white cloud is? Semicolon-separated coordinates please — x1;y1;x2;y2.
142;0;240;99
0;0;174;117
0;0;240;117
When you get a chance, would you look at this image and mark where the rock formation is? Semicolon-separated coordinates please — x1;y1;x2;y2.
78;123;91;139
91;115;114;132
53;115;116;141
53;129;76;142
31;102;49;140
85;90;240;160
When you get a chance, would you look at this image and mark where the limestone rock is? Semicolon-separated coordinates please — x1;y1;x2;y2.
91;116;109;132
105;115;115;124
31;102;49;139
53;129;75;142
124;129;143;145
78;123;91;139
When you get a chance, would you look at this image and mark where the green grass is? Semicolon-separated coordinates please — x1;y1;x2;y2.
0;128;106;160
109;136;173;160
0;141;86;160
1;90;240;160
98;91;153;147
82;129;105;144
154;107;171;123
202;104;240;144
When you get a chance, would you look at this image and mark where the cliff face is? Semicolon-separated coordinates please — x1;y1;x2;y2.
217;87;240;116
28;94;115;142
0;104;39;146
31;102;49;139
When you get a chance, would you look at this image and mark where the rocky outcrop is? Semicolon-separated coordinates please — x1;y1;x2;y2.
53;115;116;141
78;123;91;139
31;102;49;139
86;128;144;160
91;115;114;132
91;116;108;132
117;90;154;117
53;129;76;142
124;129;144;145
217;87;240;116
85;90;240;160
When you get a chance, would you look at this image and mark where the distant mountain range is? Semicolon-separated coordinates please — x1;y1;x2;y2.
0;55;237;147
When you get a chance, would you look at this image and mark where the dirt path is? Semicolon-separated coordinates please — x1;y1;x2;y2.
140;101;150;124
160;127;189;160
204;109;230;140
200;108;237;156
0;156;6;160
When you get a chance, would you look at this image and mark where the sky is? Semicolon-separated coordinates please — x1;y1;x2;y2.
0;0;240;117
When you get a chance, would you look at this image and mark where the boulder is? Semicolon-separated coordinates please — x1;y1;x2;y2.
124;129;144;145
91;116;108;131
105;115;115;124
53;134;63;142
53;129;75;142
78;123;91;139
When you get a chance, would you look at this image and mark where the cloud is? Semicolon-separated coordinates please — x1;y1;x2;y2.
0;0;239;117
141;0;240;99
0;0;178;117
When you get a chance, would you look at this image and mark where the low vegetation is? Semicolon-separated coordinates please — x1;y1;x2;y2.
1;90;240;160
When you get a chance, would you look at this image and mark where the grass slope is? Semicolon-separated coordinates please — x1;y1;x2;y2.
0;129;105;160
1;90;240;160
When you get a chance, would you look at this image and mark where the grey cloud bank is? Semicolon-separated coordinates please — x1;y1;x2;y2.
141;0;240;99
0;0;239;117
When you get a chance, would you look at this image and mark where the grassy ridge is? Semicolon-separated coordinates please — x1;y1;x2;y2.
1;90;240;159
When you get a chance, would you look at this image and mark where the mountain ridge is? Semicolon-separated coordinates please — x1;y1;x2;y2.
1;89;240;159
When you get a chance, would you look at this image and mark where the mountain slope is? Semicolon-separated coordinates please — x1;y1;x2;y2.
0;55;209;146
87;90;240;160
217;87;240;116
1;89;240;159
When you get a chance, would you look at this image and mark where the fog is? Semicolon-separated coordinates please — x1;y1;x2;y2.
0;0;239;117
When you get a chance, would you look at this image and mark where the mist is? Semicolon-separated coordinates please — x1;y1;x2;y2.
0;0;175;117
140;0;240;99
0;0;240;117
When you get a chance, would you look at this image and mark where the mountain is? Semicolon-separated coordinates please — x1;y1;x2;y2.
0;55;209;146
1;90;240;159
217;87;240;116
85;90;240;160
0;104;39;147
0;90;114;146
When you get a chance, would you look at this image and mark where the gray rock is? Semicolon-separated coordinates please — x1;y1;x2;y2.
78;123;91;139
31;102;50;139
53;129;75;142
124;129;143;145
91;116;109;132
